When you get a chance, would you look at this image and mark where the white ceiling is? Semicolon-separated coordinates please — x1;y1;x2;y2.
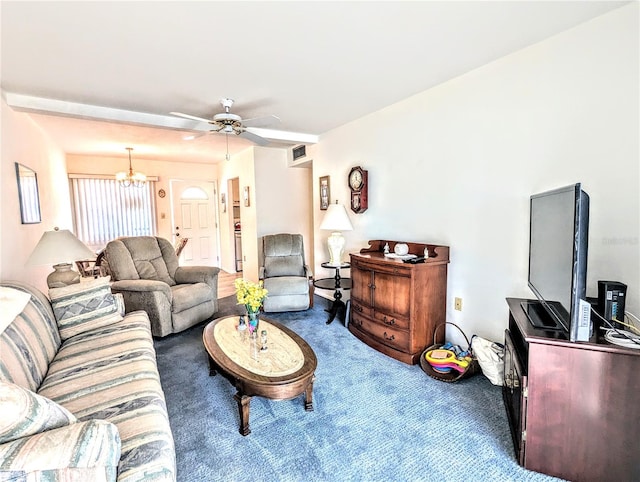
1;1;628;164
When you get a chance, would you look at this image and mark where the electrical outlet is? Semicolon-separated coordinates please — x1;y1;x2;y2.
454;297;462;311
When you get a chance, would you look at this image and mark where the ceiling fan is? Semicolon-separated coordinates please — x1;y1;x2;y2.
170;98;280;148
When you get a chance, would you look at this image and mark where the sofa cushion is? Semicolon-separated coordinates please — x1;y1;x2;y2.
38;312;176;481
49;277;123;341
0;380;77;444
0;419;121;481
113;293;126;316
0;283;61;392
0;286;31;334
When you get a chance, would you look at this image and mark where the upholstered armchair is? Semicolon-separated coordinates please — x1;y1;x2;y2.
259;233;313;312
104;236;220;337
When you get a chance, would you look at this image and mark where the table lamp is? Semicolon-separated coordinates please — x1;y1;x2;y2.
26;227;96;288
319;202;353;266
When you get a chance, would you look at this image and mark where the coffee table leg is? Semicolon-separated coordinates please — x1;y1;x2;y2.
234;392;252;436
304;376;315;411
207;355;218;376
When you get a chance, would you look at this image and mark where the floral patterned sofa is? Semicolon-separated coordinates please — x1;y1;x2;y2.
0;279;176;481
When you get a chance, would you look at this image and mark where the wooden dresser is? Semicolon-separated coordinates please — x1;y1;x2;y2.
348;240;450;364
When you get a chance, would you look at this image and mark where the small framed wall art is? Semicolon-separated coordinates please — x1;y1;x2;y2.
243;186;250;207
221;193;227;213
319;175;330;210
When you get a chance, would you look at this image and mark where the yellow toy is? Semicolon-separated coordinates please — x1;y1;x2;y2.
424;348;471;372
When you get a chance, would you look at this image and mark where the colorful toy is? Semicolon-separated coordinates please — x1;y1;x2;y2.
424;348;472;373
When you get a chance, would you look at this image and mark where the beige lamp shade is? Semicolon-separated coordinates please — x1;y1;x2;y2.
26;228;96;288
319;203;353;266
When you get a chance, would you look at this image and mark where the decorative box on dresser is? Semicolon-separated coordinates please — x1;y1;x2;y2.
504;298;640;482
348;240;450;364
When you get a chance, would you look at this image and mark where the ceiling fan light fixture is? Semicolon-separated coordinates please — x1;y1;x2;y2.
116;147;146;188
171;97;276;147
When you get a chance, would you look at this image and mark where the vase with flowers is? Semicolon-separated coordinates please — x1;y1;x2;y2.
234;278;268;335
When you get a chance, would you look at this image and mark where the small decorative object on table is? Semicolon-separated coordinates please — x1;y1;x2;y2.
237;315;247;341
260;330;268;351
235;279;268;335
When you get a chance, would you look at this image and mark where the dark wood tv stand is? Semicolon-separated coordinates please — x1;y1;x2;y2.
504;298;640;482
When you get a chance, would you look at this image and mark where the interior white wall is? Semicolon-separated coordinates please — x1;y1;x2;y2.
216;147;256;276
218;146;314;281
255;147;313;267
313;4;638;343
1;98;72;293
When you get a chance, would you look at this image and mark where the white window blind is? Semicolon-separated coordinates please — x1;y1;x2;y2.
70;177;157;251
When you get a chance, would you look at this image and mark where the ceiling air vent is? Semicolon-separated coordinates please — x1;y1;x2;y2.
292;145;306;161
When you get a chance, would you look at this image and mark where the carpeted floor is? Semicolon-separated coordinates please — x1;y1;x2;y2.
154;296;562;482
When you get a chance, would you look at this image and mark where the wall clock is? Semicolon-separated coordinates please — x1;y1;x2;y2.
348;166;368;213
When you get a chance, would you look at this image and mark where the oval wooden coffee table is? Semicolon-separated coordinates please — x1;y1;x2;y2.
202;316;317;435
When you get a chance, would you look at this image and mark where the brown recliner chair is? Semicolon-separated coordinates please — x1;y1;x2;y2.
104;236;220;337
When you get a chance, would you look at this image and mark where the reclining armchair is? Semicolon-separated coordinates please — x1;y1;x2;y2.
259;233;313;312
104;236;220;337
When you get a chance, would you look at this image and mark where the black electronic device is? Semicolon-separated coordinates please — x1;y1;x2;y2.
526;183;591;342
403;256;425;264
597;281;627;330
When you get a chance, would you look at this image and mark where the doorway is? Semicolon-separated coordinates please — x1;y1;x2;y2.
229;178;242;272
170;179;220;267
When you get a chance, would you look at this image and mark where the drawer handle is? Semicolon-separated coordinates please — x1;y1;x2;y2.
353;304;363;313
383;332;395;341
383;316;395;326
354;319;363;327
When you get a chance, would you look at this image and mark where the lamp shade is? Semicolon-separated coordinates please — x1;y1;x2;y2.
319;203;353;232
27;228;96;288
27;228;96;267
319;203;353;266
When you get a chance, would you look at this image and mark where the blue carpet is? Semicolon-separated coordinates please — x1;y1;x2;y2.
154;296;561;481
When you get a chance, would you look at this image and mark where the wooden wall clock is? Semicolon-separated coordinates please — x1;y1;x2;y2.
348;166;368;213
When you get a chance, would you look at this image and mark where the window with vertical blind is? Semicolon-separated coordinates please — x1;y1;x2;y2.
69;175;157;252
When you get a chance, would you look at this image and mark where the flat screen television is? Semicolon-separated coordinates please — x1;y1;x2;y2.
523;183;591;341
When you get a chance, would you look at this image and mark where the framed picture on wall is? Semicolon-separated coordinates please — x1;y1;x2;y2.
221;193;226;212
319;175;330;210
243;186;250;207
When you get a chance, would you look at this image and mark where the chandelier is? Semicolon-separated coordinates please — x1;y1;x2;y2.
116;147;146;188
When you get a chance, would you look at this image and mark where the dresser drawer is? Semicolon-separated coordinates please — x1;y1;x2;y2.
373;311;410;331
350;299;372;318
351;312;410;352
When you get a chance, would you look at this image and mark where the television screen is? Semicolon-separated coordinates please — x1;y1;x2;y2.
526;183;590;340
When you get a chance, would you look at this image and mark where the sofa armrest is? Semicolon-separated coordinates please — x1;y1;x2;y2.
304;264;313;279
0;419;121;480
259;267;265;280
175;266;220;297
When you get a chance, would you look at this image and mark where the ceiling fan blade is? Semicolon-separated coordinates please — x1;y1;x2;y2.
241;114;281;128
239;129;270;146
182;131;209;141
170;111;212;124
